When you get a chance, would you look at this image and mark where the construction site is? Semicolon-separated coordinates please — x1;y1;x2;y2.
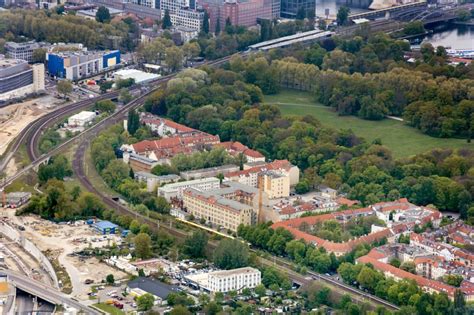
0;207;128;300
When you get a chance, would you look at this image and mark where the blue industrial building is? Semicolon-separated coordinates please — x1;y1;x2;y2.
92;220;118;235
46;49;120;81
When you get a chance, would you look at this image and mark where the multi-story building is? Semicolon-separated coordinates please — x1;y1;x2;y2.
46;48;120;81
159;0;204;32
208;267;261;293
158;177;220;201
134;172;180;192
129;153;160;173
67;111;97;127
5;41;44;63
0;58;45;102
224;160;299;199
280;0;315;18
198;0;276;32
183;181;260;231
180;165;239;181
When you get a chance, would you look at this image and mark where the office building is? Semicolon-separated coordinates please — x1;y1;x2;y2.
134;172;180;192
46;48;120;81
5;41;43;63
280;0;315;18
0;58;45;101
208;267;261;293
183;181;262;231
198;0;276;32
158;177;220;201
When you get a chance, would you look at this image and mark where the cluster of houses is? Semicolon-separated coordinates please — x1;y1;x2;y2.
357;224;474;302
272;198;443;256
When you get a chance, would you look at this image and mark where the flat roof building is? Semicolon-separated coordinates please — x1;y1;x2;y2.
135;171;181;192
92;220;118;234
114;69;160;85
0;58;45;102
46;48;120;81
5;41;43;63
67;111;97;127
186;267;261;293
158;177;221;201
180;164;239;181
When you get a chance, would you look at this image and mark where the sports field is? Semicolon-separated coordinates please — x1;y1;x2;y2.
264;89;471;159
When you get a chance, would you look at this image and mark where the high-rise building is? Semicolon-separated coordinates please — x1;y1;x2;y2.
280;0;315;18
198;0;277;32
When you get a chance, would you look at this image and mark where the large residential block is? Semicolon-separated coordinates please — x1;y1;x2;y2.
5;41;43;63
208;267;261;293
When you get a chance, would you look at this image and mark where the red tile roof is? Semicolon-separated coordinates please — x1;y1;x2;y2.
225;160;293;178
217;141;264;159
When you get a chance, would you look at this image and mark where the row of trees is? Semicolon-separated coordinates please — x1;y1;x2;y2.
0;9;138;51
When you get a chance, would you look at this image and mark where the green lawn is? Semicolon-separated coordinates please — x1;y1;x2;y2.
264;89;472;159
92;303;125;315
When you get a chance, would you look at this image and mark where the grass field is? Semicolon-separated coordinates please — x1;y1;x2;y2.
264;89;471;159
92;303;125;315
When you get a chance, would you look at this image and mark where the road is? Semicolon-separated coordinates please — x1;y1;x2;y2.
2;269;100;314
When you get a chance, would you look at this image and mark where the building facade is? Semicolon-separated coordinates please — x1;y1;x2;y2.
46;49;120;81
208;267;261;293
0;59;45;101
5;41;43;63
160;0;204;31
180;164;239;181
183;181;261;231
157;177;221;201
280;0;315;18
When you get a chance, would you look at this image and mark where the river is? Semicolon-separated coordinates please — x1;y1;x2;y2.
419;23;474;50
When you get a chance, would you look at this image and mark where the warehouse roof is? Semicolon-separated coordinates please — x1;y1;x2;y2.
92;221;118;230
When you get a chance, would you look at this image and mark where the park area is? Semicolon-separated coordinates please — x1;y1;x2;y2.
264;89;471;159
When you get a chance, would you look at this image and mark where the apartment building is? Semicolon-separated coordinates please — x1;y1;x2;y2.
208;267;261;293
129;153;160;173
46;48;120;81
261;171;289;199
160;0;204;32
134;172;180;192
158;177;220;201
0;58;45;101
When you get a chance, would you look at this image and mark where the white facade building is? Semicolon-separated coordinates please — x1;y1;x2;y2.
67;111;96;127
157;177;220;201
0;59;45;102
208;267;261;293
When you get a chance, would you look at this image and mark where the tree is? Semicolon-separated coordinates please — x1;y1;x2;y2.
215;17;221;35
77;192;106;218
130;219;141;234
95;6;111;23
170;305;191;315
400;262;416;274
255;284;266;297
454;289;465;311
94;100;116;113
32;48;47;63
119;88;132;104
127;109;140;135
213;239;249;269
162;9;172;29
202;10;209;34
71;186;81;201
105;274;114;284
204;301;222;315
444;274;463;287
225;17;233;34
165;46;184;72
102;160;130;189
137;293;155;311
57;80;72;98
99;81;113;93
183;230;208;258
337;6;350;26
134;233;152;259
